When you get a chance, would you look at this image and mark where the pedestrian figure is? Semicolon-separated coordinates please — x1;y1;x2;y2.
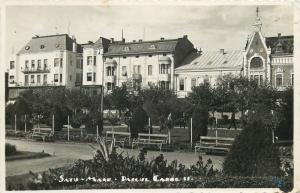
227;112;237;130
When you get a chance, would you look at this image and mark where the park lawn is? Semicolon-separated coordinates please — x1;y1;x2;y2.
6;151;50;161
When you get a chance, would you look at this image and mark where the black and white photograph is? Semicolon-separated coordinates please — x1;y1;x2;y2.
0;1;297;192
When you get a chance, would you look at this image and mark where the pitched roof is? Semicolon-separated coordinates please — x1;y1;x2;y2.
104;38;179;56
266;35;293;55
17;34;80;55
175;50;243;71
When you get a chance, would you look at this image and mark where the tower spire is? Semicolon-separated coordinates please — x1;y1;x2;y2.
253;6;262;32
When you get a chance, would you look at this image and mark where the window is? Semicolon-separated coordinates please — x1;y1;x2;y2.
122;66;127;76
76;73;81;83
87;56;92;65
106;67;115;76
149;45;156;49
123;47;130;51
93;73;96;82
44;59;48;69
133;65;141;74
25;75;28;85
25;60;29;68
93;56;96;66
191;78;196;88
260;75;264;86
123;56;127;59
31;75;35;83
37;75;41;84
87;73;92;81
43;74;47;84
54;58;60;67
276;73;283;87
25;46;30;50
148;65;152;76
69;75;72;81
10;61;15;69
179;79;184;91
291;73;294;86
37;60;41;69
60;58;63;67
40;45;45;49
135;55;139;58
250;57;263;68
159;64;170;74
9;75;14;84
54;74;59;82
31;60;35;68
60;74;62;82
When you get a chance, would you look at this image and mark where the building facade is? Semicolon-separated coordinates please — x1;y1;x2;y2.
8;34;83;99
175;49;244;98
243;11;294;89
101;36;195;93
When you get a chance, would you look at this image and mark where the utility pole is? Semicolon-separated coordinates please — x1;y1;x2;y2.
190;118;193;149
67;115;70;141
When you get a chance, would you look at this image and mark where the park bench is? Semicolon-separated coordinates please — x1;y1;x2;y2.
194;136;234;153
132;133;168;151
105;131;131;147
31;128;54;142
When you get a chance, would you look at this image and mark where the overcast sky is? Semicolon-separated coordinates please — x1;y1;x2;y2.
5;5;293;63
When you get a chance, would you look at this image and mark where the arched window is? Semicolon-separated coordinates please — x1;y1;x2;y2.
250;57;263;68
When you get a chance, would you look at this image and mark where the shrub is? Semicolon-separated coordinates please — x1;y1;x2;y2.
5;143;17;156
189;105;209;140
223;115;281;177
130;106;147;138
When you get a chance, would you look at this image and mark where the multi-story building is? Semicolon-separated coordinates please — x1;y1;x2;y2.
101;36;195;92
243;9;294;89
266;34;294;90
8;34;83;99
81;37;110;95
175;49;243;97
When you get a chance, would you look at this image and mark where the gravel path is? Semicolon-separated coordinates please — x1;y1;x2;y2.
6;138;225;177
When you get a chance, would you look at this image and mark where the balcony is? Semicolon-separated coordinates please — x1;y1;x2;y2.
132;73;142;81
106;75;116;83
158;73;171;81
22;67;50;74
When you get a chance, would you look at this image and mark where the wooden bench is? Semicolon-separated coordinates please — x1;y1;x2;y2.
105;131;131;147
31;128;54;142
132;133;168;151
194;136;234;153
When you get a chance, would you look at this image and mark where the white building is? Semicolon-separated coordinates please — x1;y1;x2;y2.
81;37;110;95
8;34;83;99
175;50;243;98
101;36;195;93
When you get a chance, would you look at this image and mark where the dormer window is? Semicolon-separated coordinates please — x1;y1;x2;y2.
123;46;130;51
25;46;30;50
149;44;156;49
40;45;45;49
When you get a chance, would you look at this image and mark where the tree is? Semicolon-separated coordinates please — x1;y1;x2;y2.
190;105;209;140
223;111;281;176
276;87;293;140
130;106;148;138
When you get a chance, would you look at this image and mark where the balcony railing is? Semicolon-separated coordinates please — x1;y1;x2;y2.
22;67;50;74
158;73;171;81
106;75;116;83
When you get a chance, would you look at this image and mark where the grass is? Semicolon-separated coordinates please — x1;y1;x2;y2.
6;151;50;161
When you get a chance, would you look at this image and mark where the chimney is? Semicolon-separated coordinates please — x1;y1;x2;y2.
111;38;114;43
88;41;93;44
133;40;136;42
72;36;77;52
220;49;225;55
198;48;202;54
138;39;142;42
160;37;164;40
122;38;125;43
278;33;281;38
183;35;188;39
